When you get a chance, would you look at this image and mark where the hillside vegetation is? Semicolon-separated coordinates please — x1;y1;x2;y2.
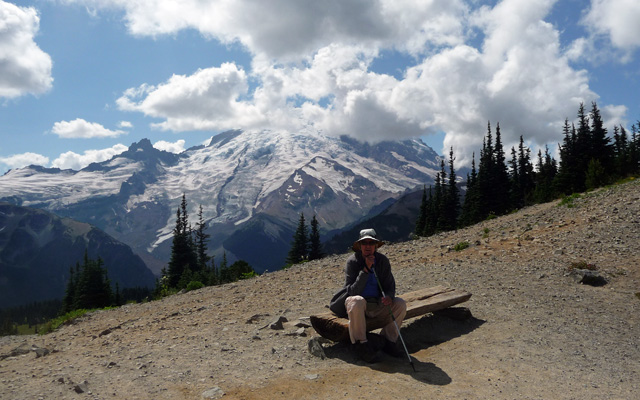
1;179;638;399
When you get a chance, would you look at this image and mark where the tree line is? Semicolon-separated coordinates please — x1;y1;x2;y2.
416;102;640;236
155;194;258;297
285;212;324;266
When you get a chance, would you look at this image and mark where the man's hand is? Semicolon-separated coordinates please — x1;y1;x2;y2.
381;296;392;306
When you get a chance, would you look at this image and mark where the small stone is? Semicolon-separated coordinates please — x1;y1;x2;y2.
202;386;225;399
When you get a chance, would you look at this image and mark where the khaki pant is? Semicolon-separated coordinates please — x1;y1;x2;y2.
345;295;407;344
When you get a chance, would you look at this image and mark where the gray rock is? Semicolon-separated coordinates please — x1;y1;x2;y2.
269;316;288;330
307;337;326;359
202;386;225;399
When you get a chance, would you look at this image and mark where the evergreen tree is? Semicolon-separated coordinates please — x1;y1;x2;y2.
533;146;558;203
508;146;521;208
194;204;211;275
477;123;495;217
459;153;481;227
436;159;448;231
555;119;582;195
574;102;591;192
630;122;640;175
415;185;428;236
308;215;324;260
167;194;197;288
443;147;460;231
423;185;437;236
219;252;230;283
286;213;309;264
492;123;511;214
589;102;614;177
61;265;77;314
71;252;113;310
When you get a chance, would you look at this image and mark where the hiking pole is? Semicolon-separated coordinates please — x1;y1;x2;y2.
371;266;416;372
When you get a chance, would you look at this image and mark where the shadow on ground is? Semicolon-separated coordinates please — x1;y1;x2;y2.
320;308;485;385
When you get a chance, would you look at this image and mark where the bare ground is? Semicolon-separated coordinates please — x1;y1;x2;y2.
1;179;639;400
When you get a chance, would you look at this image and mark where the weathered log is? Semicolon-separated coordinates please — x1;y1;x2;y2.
310;286;472;342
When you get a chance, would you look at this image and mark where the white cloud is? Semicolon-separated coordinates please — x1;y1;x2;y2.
153;139;185;154
0;1;53;99
118;120;133;128
117;63;265;131
582;0;640;56
0;152;49;169
67;0;469;61
51;118;126;138
81;0;622;167
51;144;128;170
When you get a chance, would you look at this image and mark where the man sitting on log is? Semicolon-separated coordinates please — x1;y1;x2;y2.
329;228;407;363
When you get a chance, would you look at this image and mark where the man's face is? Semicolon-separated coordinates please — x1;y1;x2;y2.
360;240;377;257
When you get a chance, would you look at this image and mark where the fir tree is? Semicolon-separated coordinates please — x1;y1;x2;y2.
589;102;614;177
415;185;428;236
194;205;211;274
460;153;481;227
308;215;324;261
286;213;309;264
533;146;558;203
167;194;198;288
492;123;511;214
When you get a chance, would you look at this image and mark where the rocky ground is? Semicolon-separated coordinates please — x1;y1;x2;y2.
1;179;639;400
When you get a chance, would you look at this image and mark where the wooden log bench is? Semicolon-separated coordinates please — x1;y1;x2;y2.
310;285;472;342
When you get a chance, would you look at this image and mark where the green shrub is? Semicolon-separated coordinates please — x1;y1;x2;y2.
454;241;470;251
40;309;90;335
559;193;582;208
568;260;597;271
185;281;205;292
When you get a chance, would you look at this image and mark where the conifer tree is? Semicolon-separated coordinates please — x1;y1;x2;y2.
460;153;481;227
554;119;579;195
61;265;78;314
492;123;511;214
167;194;197;288
533;146;557;203
442;147;460;231
194;205;211;275
415;185;428;236
589;102;614;177
508;146;521;208
286;213;309;264
308;215;324;261
70;253;113;310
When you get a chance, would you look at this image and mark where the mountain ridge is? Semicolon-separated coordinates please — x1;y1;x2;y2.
0;130;444;273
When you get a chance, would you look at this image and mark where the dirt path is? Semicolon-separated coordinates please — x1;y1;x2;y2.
1;180;639;399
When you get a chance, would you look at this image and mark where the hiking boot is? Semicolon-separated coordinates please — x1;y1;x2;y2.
383;338;404;358
353;341;381;363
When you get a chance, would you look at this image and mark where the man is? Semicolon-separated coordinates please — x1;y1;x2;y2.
329;228;407;362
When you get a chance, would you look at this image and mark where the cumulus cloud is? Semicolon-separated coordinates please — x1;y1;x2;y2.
0;152;49;170
117;63;265;131
118;120;133;128
52;118;126;138
67;0;468;60
75;0;626;167
0;1;53;99
153;139;185;154
582;0;640;58
51;144;128;170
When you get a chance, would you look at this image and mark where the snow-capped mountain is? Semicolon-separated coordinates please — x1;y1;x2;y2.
0;130;442;273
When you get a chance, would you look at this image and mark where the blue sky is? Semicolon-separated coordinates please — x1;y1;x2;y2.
1;0;639;174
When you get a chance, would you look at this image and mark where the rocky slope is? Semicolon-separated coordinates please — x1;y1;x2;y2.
1;179;638;399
